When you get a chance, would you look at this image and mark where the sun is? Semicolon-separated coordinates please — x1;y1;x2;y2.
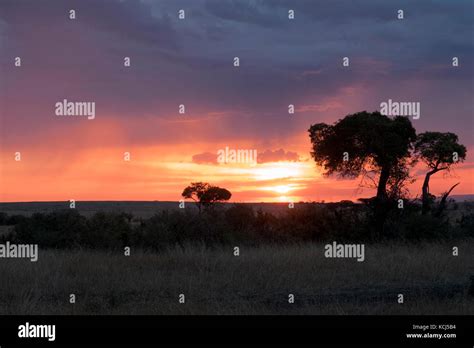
253;162;302;181
278;195;289;202
260;183;297;195
273;185;292;194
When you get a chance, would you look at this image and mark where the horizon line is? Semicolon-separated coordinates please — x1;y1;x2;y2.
1;195;474;205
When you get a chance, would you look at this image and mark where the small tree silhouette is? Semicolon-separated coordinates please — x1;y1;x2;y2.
182;182;232;213
414;132;467;214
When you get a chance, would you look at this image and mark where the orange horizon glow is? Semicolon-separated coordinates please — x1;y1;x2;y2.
1;143;473;203
0;115;472;203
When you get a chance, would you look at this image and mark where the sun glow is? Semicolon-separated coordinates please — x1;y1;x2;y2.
273;185;292;194
253;162;302;181
278;195;290;202
261;184;296;194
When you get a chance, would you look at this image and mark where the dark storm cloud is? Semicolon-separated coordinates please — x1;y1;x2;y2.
0;0;179;56
204;0;286;28
0;0;472;148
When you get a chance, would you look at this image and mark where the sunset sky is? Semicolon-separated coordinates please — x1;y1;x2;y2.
1;0;473;203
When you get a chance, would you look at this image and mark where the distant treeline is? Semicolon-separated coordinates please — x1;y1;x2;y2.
0;202;473;250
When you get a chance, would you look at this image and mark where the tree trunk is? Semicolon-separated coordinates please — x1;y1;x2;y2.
421;167;446;215
421;171;433;215
435;182;459;217
374;165;390;236
376;166;390;200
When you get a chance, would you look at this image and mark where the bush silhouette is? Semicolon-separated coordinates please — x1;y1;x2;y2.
14;210;87;248
5;202;473;250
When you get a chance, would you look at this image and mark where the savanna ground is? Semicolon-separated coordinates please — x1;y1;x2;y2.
0;201;473;315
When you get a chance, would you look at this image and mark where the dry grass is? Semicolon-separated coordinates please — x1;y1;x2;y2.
0;240;472;315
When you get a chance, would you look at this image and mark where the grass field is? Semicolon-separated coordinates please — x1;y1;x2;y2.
0;240;472;315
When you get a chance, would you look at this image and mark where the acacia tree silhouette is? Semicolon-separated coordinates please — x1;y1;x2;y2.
182;182;232;213
414;132;467;214
308;111;417;233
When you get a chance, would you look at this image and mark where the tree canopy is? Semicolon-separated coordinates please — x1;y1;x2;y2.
414;132;466;170
182;182;232;212
308;111;417;200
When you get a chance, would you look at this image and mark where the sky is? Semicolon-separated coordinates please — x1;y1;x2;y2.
0;0;473;203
